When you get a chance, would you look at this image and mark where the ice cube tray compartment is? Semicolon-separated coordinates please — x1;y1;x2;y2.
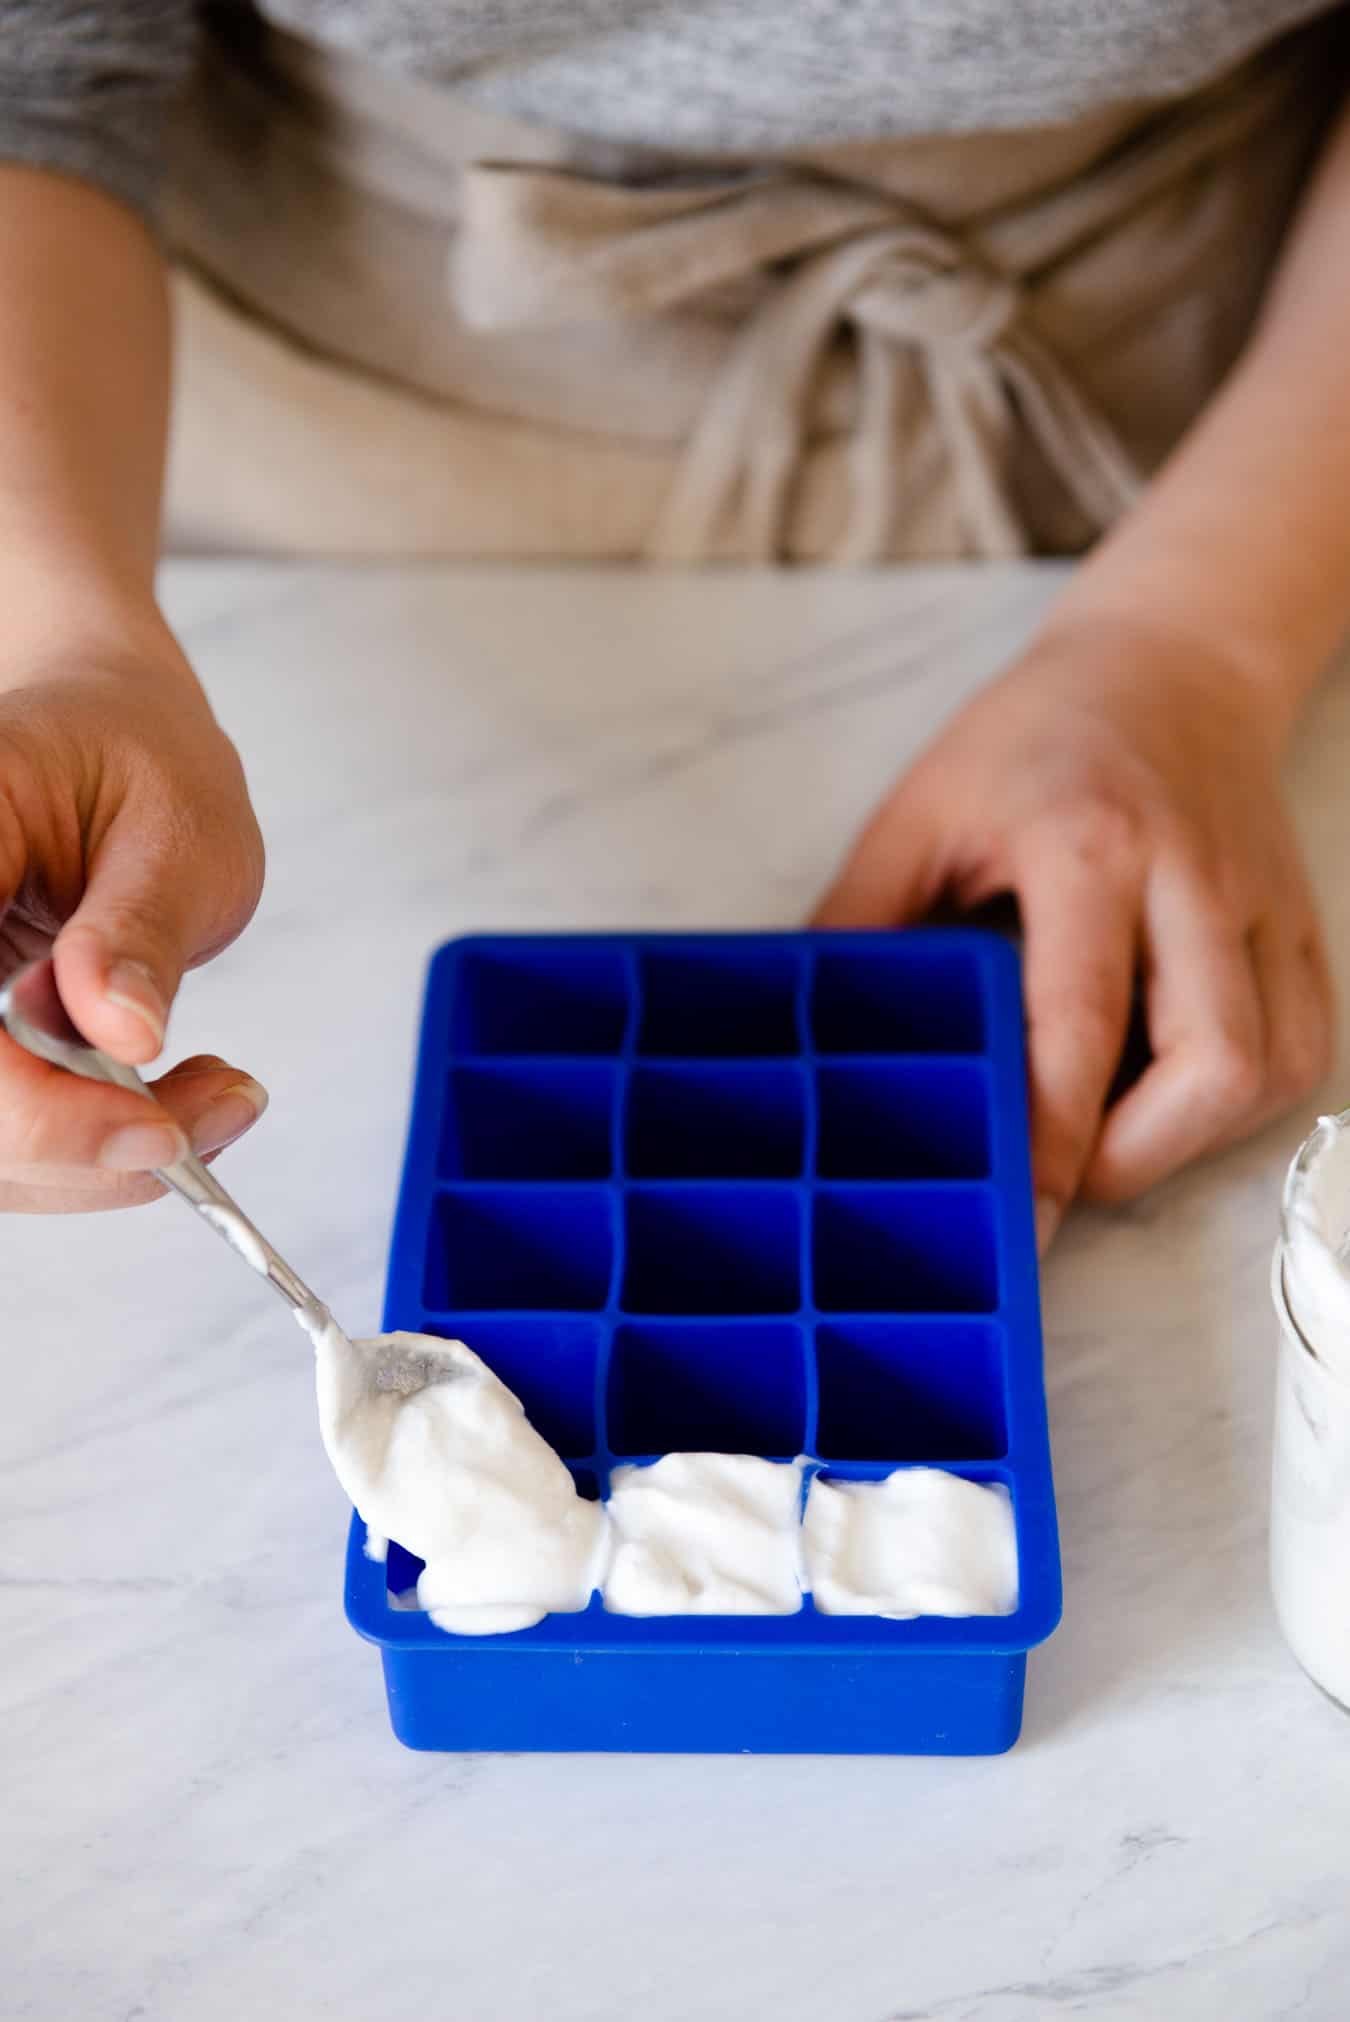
810;943;985;1052
813;1319;1007;1462
815;1059;990;1179
622;1186;803;1315
637;945;802;1056
625;1063;806;1178
353;931;1061;1755
440;1062;617;1179
811;1185;998;1313
607;1320;810;1458
451;943;632;1055
423;1187;614;1311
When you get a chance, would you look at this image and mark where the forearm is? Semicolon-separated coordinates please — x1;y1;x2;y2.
0;166;173;672
1046;92;1350;746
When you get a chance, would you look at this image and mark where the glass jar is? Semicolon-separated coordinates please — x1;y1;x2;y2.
1270;1116;1350;1711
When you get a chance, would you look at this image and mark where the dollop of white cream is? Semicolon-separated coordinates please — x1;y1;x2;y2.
803;1469;1018;1619
1280;1111;1350;1383
604;1454;805;1617
309;1320;608;1635
300;1314;1020;1633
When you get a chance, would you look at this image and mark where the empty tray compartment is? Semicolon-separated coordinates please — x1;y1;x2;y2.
815;1060;989;1179
625;1064;806;1179
607;1320;809;1456
622;1186;802;1314
813;1319;1007;1461
452;943;632;1055
441;1062;616;1179
811;945;985;1053
812;1185;997;1313
425;1187;614;1310
637;946;802;1057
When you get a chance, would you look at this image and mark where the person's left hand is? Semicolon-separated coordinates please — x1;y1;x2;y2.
814;614;1335;1250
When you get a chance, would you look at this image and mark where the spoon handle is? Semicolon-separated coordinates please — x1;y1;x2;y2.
155;1150;324;1318
0;958;326;1326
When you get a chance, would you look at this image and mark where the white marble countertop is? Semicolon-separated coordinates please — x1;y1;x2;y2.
5;562;1349;2021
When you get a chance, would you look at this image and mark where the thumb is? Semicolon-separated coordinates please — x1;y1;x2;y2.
52;822;210;1064
813;783;944;926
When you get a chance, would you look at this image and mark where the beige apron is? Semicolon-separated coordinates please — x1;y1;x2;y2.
161;13;1347;561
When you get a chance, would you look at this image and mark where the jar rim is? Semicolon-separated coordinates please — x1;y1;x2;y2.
1279;1107;1350;1250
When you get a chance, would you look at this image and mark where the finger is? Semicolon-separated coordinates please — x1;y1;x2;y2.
50;817;205;1065
0;1140;236;1216
1013;831;1138;1252
1085;860;1266;1201
813;785;945;926
0;1030;188;1173
1249;912;1336;1116
151;1054;269;1155
0;1042;266;1207
0;1172;168;1214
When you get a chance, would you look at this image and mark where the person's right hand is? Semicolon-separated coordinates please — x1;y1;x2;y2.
0;614;267;1212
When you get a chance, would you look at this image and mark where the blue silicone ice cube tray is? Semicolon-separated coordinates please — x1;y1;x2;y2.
344;931;1061;1754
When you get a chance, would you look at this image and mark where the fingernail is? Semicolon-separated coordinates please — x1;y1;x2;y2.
1035;1194;1063;1259
99;1121;189;1172
104;960;168;1050
189;1079;269;1154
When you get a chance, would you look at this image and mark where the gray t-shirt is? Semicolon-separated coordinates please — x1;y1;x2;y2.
1;0;1341;220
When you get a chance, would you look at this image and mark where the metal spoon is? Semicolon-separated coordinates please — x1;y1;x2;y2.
0;959;461;1397
0;957;330;1317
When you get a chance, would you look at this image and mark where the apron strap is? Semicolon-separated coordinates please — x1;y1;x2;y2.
449;42;1300;560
